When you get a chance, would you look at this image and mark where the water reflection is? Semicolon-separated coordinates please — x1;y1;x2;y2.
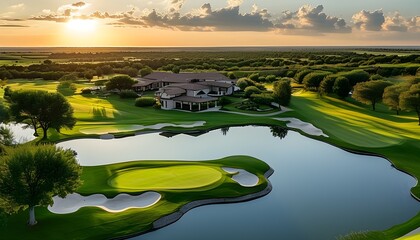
57;126;420;240
270;126;288;139
220;127;230;136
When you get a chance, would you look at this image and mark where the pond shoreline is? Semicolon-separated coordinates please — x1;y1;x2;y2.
111;168;274;240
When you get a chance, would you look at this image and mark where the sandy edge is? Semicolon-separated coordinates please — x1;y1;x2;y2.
111;168;274;240
273;117;328;137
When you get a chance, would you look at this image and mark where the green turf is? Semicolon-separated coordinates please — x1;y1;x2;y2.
1;156;271;240
109;166;223;190
3;79;420;239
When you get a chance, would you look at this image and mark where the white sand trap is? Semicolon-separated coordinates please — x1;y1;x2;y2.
222;167;259;187
273;117;328;137
48;192;161;214
80;121;206;135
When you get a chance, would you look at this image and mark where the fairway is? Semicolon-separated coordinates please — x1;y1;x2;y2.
108;166;223;190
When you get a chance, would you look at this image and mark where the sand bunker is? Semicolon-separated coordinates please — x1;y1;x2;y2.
48;192;161;214
222;167;259;187
80;121;206;135
274;117;328;137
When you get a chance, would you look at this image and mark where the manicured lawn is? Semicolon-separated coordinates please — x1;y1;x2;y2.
2;156;271;240
109;166;223;190
3;79;420;239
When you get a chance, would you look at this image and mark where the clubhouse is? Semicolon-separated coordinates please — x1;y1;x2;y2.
133;72;236;111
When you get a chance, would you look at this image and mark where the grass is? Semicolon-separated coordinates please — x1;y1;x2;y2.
108;166;223;190
1;156;271;240
3;79;420;239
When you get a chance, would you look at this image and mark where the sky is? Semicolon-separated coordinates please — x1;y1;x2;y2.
0;0;419;47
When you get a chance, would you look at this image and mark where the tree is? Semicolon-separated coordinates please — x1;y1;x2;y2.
172;66;180;74
352;80;392;111
333;76;351;98
84;70;96;81
0;144;82;225
0;126;14;147
106;75;135;91
383;84;409;115
303;71;331;91
400;83;420;125
319;75;337;95
0;102;10;123
272;80;292;109
9;90;76;139
139;67;153;77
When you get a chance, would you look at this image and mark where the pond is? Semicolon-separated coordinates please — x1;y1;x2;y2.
57;126;420;240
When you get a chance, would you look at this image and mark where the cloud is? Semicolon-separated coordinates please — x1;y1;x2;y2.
383;12;408;32
169;0;185;13
275;5;351;33
30;2;91;22
117;4;273;31
227;0;243;8
352;10;419;32
352;9;385;31
9;3;25;10
72;2;86;8
0;24;28;27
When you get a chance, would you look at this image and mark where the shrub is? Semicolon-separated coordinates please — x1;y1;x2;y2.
249;73;260;81
294;69;312;84
119;90;139;99
219;96;232;107
227;72;236;79
265;75;277;82
340;70;370;86
251;93;274;106
236;78;255;90
244;86;262;98
135;97;156;107
57;81;77;96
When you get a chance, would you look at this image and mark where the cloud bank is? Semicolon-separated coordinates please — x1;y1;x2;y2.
24;1;419;35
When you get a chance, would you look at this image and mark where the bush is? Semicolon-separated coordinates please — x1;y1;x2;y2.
227;72;236;79
249;73;260;81
57;81;77;96
340;70;370;86
59;73;78;81
236;78;255;90
244;86;262;98
370;74;383;80
265;75;277;82
135;97;156;107
119;90;139;99
219;96;232;107
294;69;312;84
251;93;273;106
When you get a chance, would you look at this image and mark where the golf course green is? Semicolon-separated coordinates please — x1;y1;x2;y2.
108;166;223;190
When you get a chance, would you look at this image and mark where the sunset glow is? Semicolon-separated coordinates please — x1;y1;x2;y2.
0;0;419;46
66;19;97;33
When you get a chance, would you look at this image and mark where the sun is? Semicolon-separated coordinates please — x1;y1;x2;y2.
66;19;97;33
